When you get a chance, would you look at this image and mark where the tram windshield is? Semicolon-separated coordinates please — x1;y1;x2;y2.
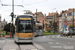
17;20;33;33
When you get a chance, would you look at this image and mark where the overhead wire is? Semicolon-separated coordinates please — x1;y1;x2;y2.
24;0;48;5
0;0;2;8
22;0;48;10
0;0;2;4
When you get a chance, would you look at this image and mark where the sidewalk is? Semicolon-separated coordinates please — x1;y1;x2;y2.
0;35;10;38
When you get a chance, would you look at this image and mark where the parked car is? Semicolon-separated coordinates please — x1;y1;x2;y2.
63;31;70;35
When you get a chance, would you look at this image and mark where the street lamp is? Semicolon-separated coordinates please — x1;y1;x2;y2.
36;9;37;22
52;8;56;13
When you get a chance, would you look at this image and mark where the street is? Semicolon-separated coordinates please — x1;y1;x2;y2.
0;35;75;50
34;35;75;50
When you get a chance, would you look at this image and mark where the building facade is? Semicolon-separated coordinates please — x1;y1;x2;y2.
0;18;7;30
59;8;75;31
38;16;47;31
33;12;44;21
46;12;58;31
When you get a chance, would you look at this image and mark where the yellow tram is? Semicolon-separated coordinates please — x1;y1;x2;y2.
14;14;34;43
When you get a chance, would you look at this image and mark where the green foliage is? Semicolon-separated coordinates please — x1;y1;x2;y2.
3;24;10;32
44;32;58;35
3;23;15;33
46;29;51;32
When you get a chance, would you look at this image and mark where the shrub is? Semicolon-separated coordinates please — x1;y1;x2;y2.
46;29;51;32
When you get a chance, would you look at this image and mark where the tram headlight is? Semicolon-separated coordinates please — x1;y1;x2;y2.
33;33;34;35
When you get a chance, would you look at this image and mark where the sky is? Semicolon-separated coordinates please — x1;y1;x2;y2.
0;0;75;23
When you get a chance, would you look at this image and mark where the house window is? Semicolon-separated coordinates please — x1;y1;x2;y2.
67;18;70;21
68;12;72;16
47;20;48;22
45;19;46;21
62;13;65;17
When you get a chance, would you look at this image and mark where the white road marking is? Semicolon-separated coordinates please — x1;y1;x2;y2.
56;42;60;44
31;49;37;50
47;36;50;38
43;36;46;38
56;42;66;46
48;42;53;44
52;36;55;38
57;35;60;38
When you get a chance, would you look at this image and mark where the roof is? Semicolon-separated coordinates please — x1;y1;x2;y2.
34;12;43;16
47;12;57;16
68;8;75;12
38;16;44;19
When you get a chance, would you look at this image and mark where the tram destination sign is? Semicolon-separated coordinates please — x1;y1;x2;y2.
19;18;32;20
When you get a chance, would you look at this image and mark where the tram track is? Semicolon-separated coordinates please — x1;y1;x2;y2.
17;44;21;50
0;39;7;50
0;39;45;50
16;42;45;50
32;43;39;50
16;42;37;50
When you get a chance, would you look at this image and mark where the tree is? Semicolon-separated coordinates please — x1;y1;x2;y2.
24;11;33;14
3;23;15;34
49;21;52;28
53;22;57;31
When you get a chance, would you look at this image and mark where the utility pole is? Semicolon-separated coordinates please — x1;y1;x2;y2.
52;8;56;34
65;11;67;37
1;0;23;37
73;8;74;36
54;14;55;34
36;9;37;22
11;0;14;37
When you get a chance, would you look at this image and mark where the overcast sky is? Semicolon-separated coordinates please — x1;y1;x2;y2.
0;0;75;23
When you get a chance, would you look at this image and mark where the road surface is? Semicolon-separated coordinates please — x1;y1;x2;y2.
0;35;75;50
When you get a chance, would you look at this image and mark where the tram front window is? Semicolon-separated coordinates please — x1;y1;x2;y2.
18;20;33;33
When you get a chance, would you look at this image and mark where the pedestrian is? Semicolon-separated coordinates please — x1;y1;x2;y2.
3;31;5;37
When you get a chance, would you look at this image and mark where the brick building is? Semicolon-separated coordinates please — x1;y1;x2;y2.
59;8;75;31
33;12;44;21
46;12;59;31
38;16;47;31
